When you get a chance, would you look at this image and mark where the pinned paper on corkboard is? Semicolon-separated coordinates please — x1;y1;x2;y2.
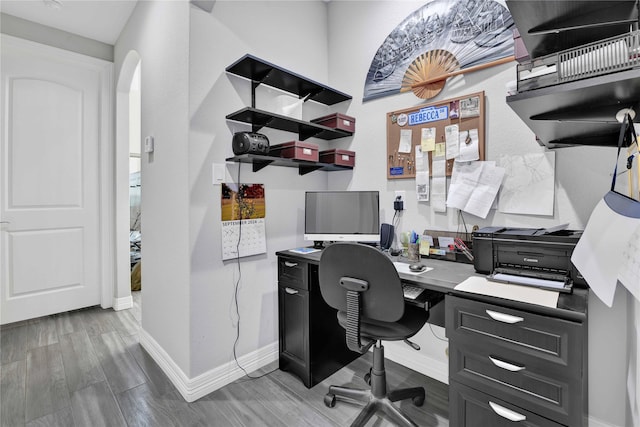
386;91;485;180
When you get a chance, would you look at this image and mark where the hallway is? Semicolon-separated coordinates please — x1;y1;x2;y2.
0;292;449;426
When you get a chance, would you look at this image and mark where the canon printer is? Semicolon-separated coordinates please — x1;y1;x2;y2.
472;227;587;293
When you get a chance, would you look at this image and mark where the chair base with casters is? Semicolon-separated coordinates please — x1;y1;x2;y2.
324;342;425;427
318;243;430;427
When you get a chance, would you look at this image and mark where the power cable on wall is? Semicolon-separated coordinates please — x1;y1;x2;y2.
231;164;276;381
457;209;470;241
429;323;448;342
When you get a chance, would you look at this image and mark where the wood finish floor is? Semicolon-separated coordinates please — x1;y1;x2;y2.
0;292;449;426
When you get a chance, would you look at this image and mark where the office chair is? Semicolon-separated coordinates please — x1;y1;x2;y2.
318;242;429;427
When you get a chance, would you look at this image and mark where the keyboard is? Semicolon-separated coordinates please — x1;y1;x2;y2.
402;284;424;300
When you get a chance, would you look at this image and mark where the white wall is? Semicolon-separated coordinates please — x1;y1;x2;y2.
325;2;633;426
115;0;192;375
630;297;640;426
187;0;333;376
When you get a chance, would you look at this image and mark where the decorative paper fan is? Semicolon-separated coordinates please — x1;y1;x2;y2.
401;50;460;99
364;0;516;101
402;50;514;99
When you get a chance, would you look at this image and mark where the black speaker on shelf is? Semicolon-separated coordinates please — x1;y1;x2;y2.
380;223;394;250
232;132;270;155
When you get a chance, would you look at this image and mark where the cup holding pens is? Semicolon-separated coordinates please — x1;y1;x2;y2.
400;232;410;256
407;243;420;262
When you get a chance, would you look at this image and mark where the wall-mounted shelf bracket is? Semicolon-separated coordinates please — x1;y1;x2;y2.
226;154;353;175
299;165;324;175
226;54;352;105
226;107;352;141
251;158;274;172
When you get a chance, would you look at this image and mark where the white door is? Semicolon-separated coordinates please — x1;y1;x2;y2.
1;35;112;324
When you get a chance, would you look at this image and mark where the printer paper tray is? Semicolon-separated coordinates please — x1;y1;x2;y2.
488;271;573;293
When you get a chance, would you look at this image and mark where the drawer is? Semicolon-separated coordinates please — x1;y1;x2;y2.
278;257;308;290
450;380;565;427
450;342;580;424
446;295;584;368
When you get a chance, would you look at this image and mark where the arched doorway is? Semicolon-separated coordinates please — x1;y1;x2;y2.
114;50;141;310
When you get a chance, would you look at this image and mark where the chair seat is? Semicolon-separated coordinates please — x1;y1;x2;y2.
337;303;428;342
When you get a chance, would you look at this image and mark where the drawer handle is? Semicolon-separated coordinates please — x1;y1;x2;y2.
486;310;524;324
489;356;525;372
489;401;526;422
284;261;298;267
284;287;299;295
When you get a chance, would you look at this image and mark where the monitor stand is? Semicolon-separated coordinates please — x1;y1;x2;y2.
313;241;325;249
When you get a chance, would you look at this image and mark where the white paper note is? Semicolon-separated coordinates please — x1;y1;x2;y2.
499;152;555;216
455;276;559;308
466;164;505;218
445;124;459;160
460;95;480;118
571;197;639;307
415;146;430;201
618;223;640;302
393;262;433;275
447;162;483;210
399;129;413;153
457;128;480;162
431;158;447;212
421;127;436;152
447;161;504;218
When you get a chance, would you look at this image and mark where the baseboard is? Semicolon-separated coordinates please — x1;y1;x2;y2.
139;328;278;402
588;415;622;427
112;295;133;311
383;341;449;385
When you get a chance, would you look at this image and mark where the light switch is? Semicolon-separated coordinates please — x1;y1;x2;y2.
212;163;225;185
144;136;154;153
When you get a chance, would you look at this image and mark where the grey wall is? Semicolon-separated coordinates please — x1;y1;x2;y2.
1;13;113;61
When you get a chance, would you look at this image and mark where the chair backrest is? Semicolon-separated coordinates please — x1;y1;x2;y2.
318;242;405;323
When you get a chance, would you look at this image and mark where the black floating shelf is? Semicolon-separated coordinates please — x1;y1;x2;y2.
506;67;640;148
226;54;352;106
226;107;353;141
226;154;353;175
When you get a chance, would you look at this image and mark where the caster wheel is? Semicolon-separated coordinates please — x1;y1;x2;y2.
364;368;372;385
324;393;336;408
412;395;425;407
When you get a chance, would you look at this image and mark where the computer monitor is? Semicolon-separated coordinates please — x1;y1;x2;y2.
304;191;380;243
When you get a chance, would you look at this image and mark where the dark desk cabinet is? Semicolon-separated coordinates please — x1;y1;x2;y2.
277;255;359;388
446;294;588;427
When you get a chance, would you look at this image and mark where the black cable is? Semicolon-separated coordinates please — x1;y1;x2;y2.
230;164;276;381
457;209;470;241
429;324;448;342
391;208;402;251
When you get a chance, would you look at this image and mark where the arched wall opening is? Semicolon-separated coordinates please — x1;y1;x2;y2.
114;50;141;310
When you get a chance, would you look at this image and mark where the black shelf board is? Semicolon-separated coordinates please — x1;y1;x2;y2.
506;67;640;148
506;0;638;60
226;54;352;106
226;154;353;175
226;107;353;141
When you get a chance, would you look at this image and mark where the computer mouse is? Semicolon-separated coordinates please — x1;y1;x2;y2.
409;263;426;272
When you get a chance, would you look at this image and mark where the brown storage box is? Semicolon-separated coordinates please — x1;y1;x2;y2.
311;113;356;133
270;141;319;162
513;28;530;63
320;149;355;167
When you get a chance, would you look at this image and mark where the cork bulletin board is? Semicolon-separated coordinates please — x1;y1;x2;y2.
386;91;485;179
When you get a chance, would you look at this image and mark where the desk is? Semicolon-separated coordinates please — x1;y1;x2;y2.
276;248;588;427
